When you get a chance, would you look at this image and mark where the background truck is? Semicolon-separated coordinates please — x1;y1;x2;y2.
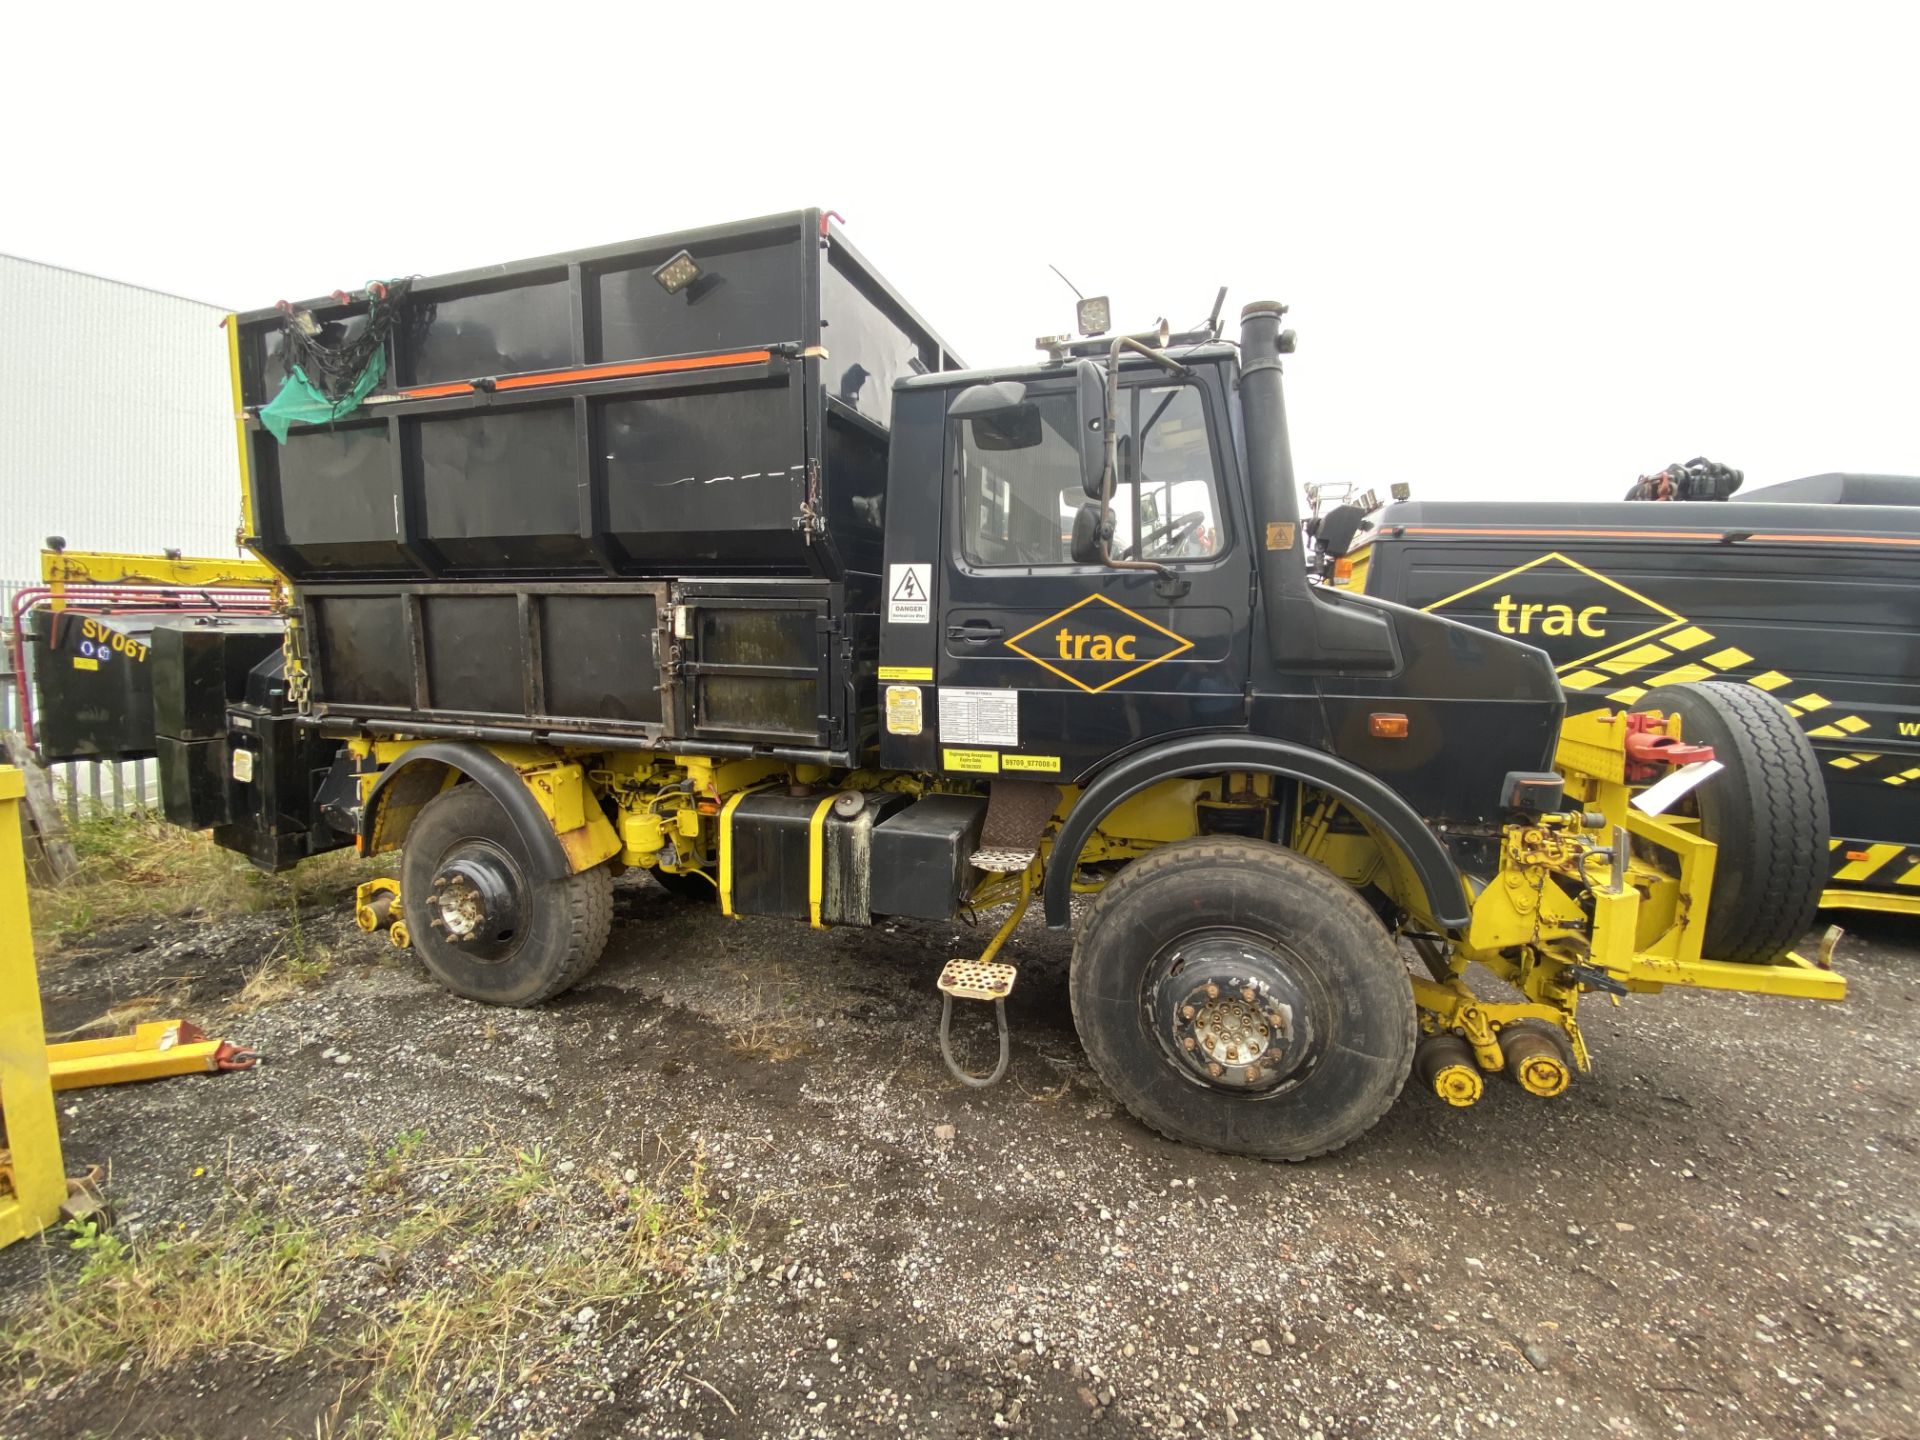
1343;475;1920;917
66;209;1845;1159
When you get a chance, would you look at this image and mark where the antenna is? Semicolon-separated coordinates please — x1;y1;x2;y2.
1206;286;1228;340
1048;264;1087;302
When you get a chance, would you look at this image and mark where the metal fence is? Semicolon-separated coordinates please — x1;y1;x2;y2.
1;577;158;822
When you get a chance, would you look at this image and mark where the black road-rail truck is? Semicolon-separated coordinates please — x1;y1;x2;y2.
1346;476;1920;918
128;210;1849;1159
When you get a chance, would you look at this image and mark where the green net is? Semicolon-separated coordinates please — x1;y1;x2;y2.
259;350;388;443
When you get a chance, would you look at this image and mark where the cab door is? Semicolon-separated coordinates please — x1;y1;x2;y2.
935;368;1252;781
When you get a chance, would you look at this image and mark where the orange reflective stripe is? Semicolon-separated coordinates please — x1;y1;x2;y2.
1399;525;1920;548
491;350;772;391
394;349;773;402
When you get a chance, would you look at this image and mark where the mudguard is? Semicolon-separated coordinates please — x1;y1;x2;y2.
358;742;572;883
1044;734;1470;930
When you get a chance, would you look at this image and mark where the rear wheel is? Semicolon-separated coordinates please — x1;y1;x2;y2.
400;785;613;1006
1638;679;1827;962
1070;837;1417;1161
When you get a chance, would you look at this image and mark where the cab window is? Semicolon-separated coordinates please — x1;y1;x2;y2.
958;384;1224;568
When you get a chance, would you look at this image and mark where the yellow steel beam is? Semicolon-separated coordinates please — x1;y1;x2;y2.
0;768;68;1248
41;547;276;596
1599;948;1847;1002
42;547;274;589
1819;888;1920;917
46;1020;254;1092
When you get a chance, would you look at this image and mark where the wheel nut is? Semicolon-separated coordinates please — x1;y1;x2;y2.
1205;983;1220;999
1181;1005;1195;1020
1243;1067;1260;1083
1182;1037;1197;1051
1208;1062;1224;1077
1241;986;1255;1003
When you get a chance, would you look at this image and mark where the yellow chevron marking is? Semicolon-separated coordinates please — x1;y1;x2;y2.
1650;663;1715;687
1608;686;1647;705
1749;671;1792;691
1835;715;1871;734
1835;843;1904;882
1906;768;1920;780
1793;693;1831;711
1889;775;1909;787
1702;646;1753;669
1561;669;1610;690
1830;756;1859;768
1828;839;1842;850
1899;862;1920;888
1852;752;1882;762
1601;643;1674;676
1809;725;1846;738
1663;626;1715;650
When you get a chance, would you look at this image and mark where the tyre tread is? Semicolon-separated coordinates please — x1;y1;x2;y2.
1070;837;1416;1162
1641;679;1827;962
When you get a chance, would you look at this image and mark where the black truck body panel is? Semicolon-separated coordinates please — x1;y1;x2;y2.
1355;486;1920;907
27;609;163;762
234;211;957;760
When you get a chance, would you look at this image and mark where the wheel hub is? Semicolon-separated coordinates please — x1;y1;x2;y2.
1146;934;1318;1093
426;843;526;961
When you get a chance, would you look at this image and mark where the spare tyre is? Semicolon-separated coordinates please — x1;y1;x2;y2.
1636;679;1828;962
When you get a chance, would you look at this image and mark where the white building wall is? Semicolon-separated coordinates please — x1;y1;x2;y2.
0;254;240;585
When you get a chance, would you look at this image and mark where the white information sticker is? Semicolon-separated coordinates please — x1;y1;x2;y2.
231;747;255;784
888;563;932;623
1630;758;1724;816
940;687;1019;746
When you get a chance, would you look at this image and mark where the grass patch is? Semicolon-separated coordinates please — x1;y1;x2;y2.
725;981;818;1063
3;1141;746;1438
27;812;381;949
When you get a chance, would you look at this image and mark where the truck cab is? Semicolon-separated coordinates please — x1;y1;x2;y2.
876;330;1566;892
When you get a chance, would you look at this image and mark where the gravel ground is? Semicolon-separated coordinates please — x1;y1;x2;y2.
2;879;1914;1440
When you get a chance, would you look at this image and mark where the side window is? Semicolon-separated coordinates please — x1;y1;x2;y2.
959;393;1081;567
1116;386;1223;561
957;384;1224;568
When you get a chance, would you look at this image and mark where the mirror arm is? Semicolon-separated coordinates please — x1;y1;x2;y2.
1094;336;1192;599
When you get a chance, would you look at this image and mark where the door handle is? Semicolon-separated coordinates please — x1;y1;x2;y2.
946;622;1005;642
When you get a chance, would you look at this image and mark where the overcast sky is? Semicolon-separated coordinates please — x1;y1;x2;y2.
5;3;1915;502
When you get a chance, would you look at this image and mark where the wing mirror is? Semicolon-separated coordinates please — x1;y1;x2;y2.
1074;358;1109;497
1070;501;1113;565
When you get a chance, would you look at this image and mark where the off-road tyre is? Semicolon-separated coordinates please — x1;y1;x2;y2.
1070;837;1417;1161
650;868;718;903
1638;679;1827;962
401;785;614;1007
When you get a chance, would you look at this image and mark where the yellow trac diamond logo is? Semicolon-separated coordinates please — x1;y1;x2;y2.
1004;594;1194;693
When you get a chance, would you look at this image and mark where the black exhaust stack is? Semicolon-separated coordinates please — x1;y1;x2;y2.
1238;302;1397;671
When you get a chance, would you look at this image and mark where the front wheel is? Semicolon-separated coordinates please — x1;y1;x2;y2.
400;784;613;1007
1070;837;1416;1161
